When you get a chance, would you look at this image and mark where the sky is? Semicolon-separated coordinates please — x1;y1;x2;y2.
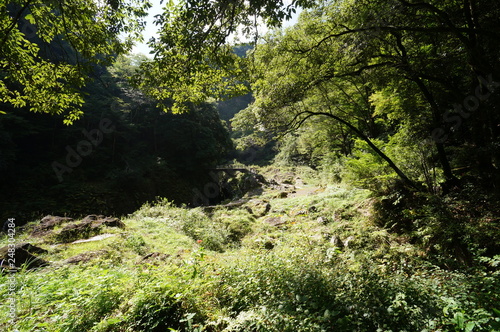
131;1;302;56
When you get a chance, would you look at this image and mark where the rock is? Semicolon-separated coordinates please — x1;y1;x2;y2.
343;236;355;248
329;236;343;248
264;217;286;227
100;217;125;228
0;243;49;271
32;215;123;241
31;215;74;236
22;243;47;254
308;206;318;213
55;215;125;243
64;250;107;265
241;173;266;192
245;200;271;217
0;242;48;256
81;214;101;223
81;215;125;228
317;216;329;225
41;215;73;227
97;217;125;228
56;221;98;243
252;172;268;185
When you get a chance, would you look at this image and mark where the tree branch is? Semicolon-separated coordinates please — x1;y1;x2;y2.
292;25;498;56
303;110;421;191
1;1;32;49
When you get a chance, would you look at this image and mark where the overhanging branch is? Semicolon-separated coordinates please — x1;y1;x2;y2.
300;110;421;191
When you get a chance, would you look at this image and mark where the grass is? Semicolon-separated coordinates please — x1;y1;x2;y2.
0;171;499;331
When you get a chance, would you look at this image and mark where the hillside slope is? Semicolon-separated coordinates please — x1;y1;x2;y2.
1;168;499;331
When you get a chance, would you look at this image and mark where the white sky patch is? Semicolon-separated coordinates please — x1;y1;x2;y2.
131;0;301;56
131;0;164;56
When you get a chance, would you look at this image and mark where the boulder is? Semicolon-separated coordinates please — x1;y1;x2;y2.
31;215;73;236
264;217;286;227
0;243;48;271
241;172;267;192
55;215;125;243
40;215;73;227
56;221;98;243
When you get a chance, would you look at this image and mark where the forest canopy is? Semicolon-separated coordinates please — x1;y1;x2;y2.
94;0;500;192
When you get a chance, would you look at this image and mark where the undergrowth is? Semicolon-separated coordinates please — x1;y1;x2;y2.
0;178;498;331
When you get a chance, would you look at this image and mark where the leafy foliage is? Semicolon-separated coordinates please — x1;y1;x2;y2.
133;0;315;112
0;0;150;123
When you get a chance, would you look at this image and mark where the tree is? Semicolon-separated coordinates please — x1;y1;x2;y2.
133;0;315;112
0;0;150;124
244;15;422;189
241;0;499;190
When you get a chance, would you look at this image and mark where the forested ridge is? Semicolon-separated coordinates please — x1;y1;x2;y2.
0;0;499;331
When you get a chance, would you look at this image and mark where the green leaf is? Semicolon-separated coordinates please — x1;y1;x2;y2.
453;312;465;329
465;321;475;332
25;13;35;24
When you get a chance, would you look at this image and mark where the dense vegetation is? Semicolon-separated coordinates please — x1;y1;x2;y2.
1;0;499;331
1;169;499;331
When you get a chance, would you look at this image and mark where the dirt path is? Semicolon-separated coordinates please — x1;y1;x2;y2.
288;178;322;198
289;186;320;198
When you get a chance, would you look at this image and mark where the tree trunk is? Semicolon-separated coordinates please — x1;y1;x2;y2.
411;77;457;182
